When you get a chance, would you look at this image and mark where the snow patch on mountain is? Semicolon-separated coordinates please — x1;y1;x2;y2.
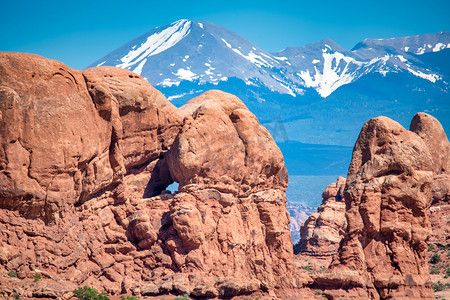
115;19;192;69
221;38;274;68
132;58;147;75
407;68;440;82
161;78;180;87
174;68;197;81
298;51;363;97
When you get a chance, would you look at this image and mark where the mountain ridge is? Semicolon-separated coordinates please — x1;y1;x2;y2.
89;20;449;100
89;19;450;175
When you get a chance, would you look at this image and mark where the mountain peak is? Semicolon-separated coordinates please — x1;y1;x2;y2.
89;20;448;102
351;31;450;55
106;19;193;71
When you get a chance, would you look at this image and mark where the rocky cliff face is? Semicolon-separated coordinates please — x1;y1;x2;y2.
0;53;305;298
410;112;450;245
2;52;448;300
316;116;435;299
295;177;347;268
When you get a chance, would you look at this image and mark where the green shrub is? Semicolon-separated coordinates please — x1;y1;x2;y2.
121;296;137;300
8;270;17;277
430;254;442;264
428;244;435;251
432;281;449;292
174;294;190;300
315;289;323;295
34;273;42;282
445;268;450;278
73;286;109;300
430;267;440;274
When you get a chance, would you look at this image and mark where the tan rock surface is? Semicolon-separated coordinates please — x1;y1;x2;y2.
0;53;300;299
167;90;288;197
0;52;115;222
295;177;347;268
317;116;435;299
410;112;450;245
410;112;450;175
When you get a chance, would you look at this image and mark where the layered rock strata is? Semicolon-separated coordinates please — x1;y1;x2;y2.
0;53;300;298
317;116;435;299
295;177;347;267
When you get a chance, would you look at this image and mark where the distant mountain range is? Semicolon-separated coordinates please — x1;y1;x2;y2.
89;19;450;179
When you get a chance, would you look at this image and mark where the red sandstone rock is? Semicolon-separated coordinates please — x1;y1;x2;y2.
429;175;450;244
317;116;435;299
166;90;288;197
0;53;183;222
410;112;450;245
0;53;300;299
296;177;347;267
410;112;450;175
0;53;114;222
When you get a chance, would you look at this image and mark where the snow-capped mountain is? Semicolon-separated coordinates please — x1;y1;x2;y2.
352;31;450;56
89;20;449;154
89;20;449;100
90;19;305;97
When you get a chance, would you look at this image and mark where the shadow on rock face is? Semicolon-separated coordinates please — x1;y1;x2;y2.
143;156;175;198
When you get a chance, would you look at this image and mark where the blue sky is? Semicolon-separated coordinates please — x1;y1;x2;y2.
2;0;449;70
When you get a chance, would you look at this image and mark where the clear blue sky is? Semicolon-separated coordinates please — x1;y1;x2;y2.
2;0;449;70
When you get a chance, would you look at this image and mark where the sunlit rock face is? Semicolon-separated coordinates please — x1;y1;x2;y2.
316;116;435;300
295;176;347;267
0;53;303;298
410;113;450;244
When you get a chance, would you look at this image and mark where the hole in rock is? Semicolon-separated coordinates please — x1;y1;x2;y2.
166;182;179;193
143;156;177;198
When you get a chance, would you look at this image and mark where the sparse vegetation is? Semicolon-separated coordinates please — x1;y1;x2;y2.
8;270;17;277
428;244;435;251
445;268;450;278
120;296;137;300
432;281;450;292
174;294;190;300
431;267;440;274
34;273;42;282
73;286;109;300
12;292;20;300
315;289;323;295
430;253;442;264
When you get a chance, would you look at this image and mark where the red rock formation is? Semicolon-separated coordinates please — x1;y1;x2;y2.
167;90;288;196
0;53;118;222
410;112;450;245
317;116;435;299
410;112;449;175
296;177;347;267
0;53;302;298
